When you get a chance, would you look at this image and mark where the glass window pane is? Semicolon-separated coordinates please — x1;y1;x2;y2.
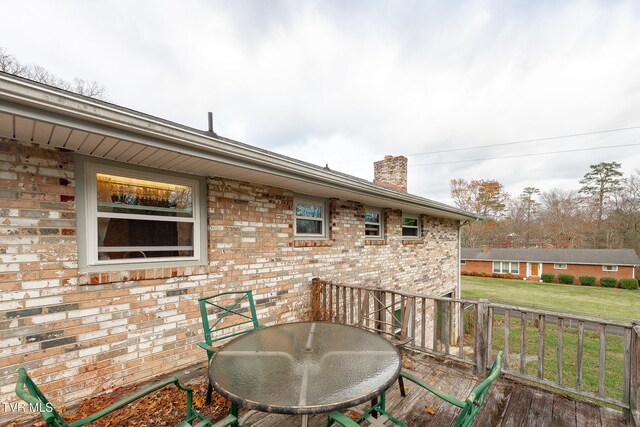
402;217;418;227
493;262;499;273
365;212;380;223
365;224;380;236
295;203;322;218
296;219;323;234
97;174;193;218
510;263;518;274
97;218;193;259
402;227;418;237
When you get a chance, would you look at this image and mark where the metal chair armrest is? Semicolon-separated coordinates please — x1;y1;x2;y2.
399;371;466;408
198;342;220;353
211;414;240;427
326;412;360;426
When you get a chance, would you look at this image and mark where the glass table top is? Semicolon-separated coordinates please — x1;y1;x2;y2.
208;321;401;414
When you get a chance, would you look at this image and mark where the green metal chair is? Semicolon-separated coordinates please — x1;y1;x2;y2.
198;290;262;404
401;351;503;427
327;351;503;427
326;391;407;427
15;367;232;427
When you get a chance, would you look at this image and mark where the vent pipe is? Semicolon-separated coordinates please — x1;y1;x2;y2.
207;112;216;135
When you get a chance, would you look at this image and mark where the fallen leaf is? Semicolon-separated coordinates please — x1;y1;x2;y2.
423;406;438;415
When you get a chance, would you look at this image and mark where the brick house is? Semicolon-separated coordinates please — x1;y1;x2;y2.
0;72;480;420
461;247;639;283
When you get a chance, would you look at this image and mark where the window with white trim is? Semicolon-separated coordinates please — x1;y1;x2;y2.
603;265;618;272
294;197;327;238
402;213;420;239
460;260;466;265
492;261;519;274
364;208;384;239
81;160;204;268
554;263;567;269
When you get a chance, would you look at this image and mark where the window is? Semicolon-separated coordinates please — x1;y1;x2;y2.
492;261;519;274
78;158;205;271
402;213;420;239
460;260;467;265
603;265;618;272
393;308;402;335
364;208;384;239
554;263;567;269
294;197;327;238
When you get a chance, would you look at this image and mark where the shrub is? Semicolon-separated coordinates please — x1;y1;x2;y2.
540;273;554;283
558;274;575;284
579;276;596;286
600;277;617;288
620;278;639;290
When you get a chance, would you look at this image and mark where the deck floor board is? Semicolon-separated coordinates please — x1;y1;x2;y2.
234;351;626;426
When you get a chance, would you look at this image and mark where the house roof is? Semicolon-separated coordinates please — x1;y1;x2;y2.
461;248;640;266
0;72;480;222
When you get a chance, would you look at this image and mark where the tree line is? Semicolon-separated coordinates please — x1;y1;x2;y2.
0;47;107;99
451;161;640;254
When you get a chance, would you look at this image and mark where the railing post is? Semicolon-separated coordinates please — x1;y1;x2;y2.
629;323;640;426
310;278;324;321
475;299;490;376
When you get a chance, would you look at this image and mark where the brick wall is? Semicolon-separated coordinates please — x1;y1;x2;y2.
0;139;459;422
462;260;635;284
540;263;635;284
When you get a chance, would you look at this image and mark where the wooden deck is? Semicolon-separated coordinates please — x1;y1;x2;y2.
239;351;626;426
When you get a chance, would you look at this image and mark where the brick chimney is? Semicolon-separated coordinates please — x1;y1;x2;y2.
482;245;489;253
374;155;408;193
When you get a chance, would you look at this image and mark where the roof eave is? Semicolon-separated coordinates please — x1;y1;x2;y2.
0;73;480;221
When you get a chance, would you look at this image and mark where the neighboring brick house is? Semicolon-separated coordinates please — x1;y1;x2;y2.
0;72;478;421
461;246;639;283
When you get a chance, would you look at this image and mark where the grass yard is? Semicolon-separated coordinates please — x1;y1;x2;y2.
461;276;640;320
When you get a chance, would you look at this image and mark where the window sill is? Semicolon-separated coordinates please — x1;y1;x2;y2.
365;239;387;246
78;263;208;285
402;239;424;246
292;240;333;248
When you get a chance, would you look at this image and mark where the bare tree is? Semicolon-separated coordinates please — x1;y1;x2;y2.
539;189;586;248
0;47;107;100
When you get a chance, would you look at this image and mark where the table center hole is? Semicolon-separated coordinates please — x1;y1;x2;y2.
303;347;314;353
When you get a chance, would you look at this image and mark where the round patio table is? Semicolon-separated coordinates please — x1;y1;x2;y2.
208;321;401;421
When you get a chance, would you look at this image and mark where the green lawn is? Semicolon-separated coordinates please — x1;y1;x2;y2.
461;276;640;321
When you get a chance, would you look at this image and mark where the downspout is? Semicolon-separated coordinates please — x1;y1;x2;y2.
457;218;480;298
457;220;470;299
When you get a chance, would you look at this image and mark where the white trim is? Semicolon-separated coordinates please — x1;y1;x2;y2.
83;161;202;267
364;207;384;239
401;212;421;239
553;263;567;269
293;196;328;239
602;265;619;272
493;261;520;274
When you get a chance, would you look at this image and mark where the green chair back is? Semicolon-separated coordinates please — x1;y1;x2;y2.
15;367;67;426
453;351;503;427
198;290;261;351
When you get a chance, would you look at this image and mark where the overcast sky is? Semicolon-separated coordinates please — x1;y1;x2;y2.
2;0;640;204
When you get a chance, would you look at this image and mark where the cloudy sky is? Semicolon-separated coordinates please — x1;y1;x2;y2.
2;0;640;204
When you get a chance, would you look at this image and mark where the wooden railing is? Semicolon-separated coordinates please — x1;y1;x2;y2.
310;279;640;423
